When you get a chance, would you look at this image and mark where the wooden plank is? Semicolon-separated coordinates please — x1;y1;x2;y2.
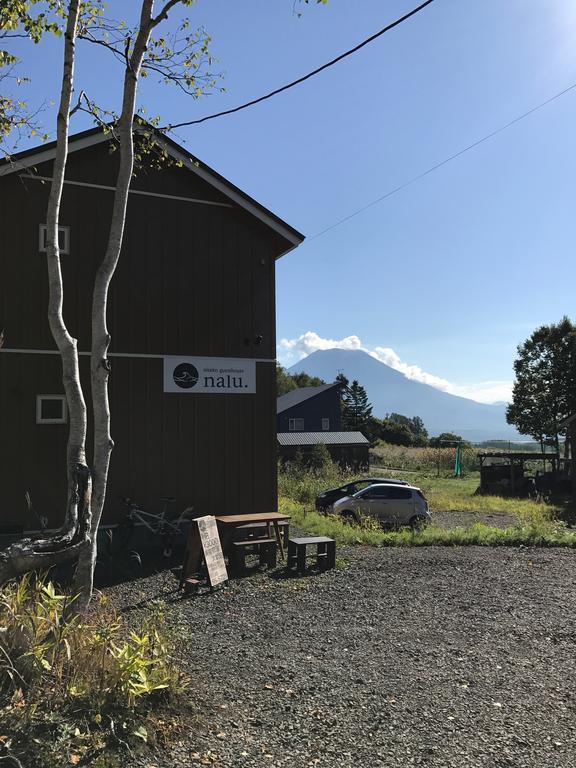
215;512;290;524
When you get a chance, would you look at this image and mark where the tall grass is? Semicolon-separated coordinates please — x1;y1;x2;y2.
370;442;479;473
278;462;356;507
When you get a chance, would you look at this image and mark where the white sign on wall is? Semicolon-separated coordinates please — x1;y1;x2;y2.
163;356;256;394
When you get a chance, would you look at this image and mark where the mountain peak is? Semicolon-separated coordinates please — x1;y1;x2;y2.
288;348;518;442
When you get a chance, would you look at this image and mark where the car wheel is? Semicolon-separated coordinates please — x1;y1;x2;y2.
409;515;428;531
340;510;359;525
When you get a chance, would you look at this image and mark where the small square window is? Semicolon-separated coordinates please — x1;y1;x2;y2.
36;395;67;424
322;418;330;431
289;418;304;432
39;224;70;255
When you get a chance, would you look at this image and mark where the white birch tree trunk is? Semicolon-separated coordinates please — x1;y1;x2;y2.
0;0;92;585
74;0;165;604
2;0;190;604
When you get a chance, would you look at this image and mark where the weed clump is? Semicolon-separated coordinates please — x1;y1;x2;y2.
0;575;184;766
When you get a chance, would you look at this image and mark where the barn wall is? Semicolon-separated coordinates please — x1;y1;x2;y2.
0;144;283;528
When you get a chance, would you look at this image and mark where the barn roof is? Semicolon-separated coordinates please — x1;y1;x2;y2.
277;383;340;414
277;431;369;446
0;124;304;252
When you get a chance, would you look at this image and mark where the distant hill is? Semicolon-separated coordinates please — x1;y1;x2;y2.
288;349;520;443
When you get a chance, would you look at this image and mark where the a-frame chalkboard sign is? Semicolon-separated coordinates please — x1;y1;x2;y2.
180;515;228;590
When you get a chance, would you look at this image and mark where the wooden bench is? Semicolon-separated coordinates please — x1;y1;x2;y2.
287;536;336;575
234;520;290;547
229;537;277;574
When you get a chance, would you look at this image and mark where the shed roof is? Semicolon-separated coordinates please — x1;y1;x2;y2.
277;383;340;414
277;431;369;446
477;451;559;460
0;124;304;254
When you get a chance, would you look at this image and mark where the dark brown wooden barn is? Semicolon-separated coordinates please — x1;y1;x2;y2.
0;126;303;530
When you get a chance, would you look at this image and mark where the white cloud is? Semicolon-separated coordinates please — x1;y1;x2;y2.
277;332;513;405
279;331;363;357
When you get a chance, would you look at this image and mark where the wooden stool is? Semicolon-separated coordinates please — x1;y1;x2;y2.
287;536;336;574
229;538;277;575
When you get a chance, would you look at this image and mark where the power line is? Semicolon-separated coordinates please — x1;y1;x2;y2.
308;81;576;241
163;0;436;130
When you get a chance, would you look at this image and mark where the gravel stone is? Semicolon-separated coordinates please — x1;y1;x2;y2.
108;546;576;768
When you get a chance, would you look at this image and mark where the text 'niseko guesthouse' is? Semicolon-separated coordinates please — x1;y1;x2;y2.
0;126;303;529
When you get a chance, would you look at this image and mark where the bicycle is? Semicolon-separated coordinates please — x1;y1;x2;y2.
114;496;195;558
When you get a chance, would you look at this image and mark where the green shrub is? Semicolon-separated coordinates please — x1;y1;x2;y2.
0;575;184;765
0;575;181;707
307;443;332;471
278;461;356;506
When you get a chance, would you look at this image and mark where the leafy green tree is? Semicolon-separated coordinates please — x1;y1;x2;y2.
0;0;62;152
290;371;325;388
380;418;413;447
429;432;471;449
362;415;384;446
507;317;576;451
276;364;325;396
410;416;429;446
276;364;298;396
376;413;429;447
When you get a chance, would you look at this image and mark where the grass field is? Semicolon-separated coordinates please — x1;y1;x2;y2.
279;462;575;549
375;470;564;522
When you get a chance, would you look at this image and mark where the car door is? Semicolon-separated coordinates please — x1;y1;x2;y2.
385;487;414;523
362;486;393;521
351;487;372;516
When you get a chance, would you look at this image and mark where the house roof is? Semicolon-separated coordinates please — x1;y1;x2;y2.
277;431;369;447
277;383;340;414
0;124;304;253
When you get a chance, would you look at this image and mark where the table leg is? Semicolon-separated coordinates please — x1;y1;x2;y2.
218;524;233;557
273;521;285;560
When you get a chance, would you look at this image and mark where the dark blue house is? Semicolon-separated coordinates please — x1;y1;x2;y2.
277;384;369;469
277;383;341;433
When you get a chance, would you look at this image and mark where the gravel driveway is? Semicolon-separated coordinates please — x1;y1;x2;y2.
109;546;576;768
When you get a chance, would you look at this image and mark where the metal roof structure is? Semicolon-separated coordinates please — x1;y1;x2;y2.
477;451;559;460
277;431;369;446
276;383;340;414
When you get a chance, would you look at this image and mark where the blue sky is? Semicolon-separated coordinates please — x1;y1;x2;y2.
6;0;576;403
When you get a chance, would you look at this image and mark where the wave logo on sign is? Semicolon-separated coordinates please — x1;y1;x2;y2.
164;356;256;394
173;362;199;389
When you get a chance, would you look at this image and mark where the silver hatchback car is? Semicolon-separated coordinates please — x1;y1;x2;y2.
332;483;430;529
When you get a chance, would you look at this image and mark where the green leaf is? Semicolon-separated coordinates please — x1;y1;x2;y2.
133;725;148;742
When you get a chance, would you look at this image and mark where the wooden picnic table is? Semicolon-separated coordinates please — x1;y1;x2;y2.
215;512;291;560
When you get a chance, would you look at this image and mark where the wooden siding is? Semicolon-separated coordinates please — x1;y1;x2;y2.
0;142;285;528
